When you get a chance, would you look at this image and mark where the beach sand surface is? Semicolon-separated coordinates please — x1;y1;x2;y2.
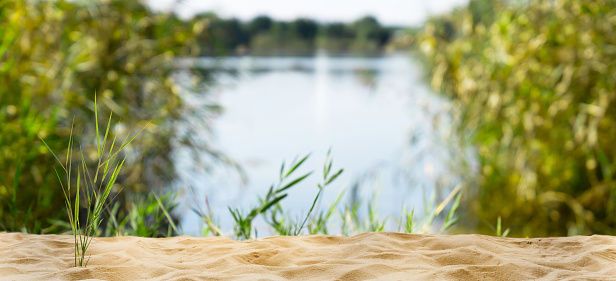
1;232;615;280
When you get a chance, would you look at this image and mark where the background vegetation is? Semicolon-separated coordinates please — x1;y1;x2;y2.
3;0;615;239
417;0;616;237
0;0;220;235
195;14;397;55
0;0;430;239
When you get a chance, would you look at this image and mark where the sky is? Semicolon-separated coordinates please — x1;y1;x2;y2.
146;0;469;27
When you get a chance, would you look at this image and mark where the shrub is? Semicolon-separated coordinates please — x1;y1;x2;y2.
417;0;616;236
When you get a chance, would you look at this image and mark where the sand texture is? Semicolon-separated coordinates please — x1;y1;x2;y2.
1;232;616;280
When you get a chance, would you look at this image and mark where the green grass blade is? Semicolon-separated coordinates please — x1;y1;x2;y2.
406;209;415;233
94;158;124;216
103;124;121;176
284;154;310;178
325;160;332;179
79;151;95;205
445;193;462;223
259;194;288;214
433;184;462;217
153;193;180;235
278;172;312;193
12;157;20;204
441;216;462;232
326;187;345;221
325;169;343;185
94;112;113;184
279;161;285;181
98;121;150;169
101;111;112;156
296;189;322;235
23;202;34;232
67;118;75;176
95;94;100;156
75;168;80;236
37;134;65;171
53;168;74;226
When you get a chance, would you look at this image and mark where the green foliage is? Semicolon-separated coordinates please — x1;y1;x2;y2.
396;184;463;234
489;216;510;237
0;0;69;232
247;16;273;34
190;186;223;237
342;188;387;234
0;158;43;233
40;99;144;267
102;191;180;238
295;150;343;235
306;186;346;235
0;0;217;233
207;17;251;53
229;154;313;240
199;152;461;239
418;0;616;236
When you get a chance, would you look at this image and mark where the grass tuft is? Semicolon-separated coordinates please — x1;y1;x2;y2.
39;96;146;267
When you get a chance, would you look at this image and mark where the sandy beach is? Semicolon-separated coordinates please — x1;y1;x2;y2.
1;232;615;280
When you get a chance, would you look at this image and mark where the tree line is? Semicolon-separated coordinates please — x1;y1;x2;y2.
194;14;398;55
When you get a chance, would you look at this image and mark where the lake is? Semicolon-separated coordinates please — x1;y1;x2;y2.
173;52;472;236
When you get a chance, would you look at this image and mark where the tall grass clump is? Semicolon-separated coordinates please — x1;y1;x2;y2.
228;154;317;240
39;98;146;267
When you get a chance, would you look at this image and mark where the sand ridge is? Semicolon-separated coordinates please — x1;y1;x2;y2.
1;232;615;280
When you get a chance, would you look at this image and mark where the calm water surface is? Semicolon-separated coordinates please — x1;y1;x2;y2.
174;53;468;236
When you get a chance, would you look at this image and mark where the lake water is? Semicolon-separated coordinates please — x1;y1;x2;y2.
173;53;470;236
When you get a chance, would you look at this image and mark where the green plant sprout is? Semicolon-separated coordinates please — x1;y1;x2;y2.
396;184;462;234
190;185;223;237
39;96;147;267
295;149;343;235
229;154;313;240
486;216;510;237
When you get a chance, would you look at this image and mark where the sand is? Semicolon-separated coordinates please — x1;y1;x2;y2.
1;232;615;280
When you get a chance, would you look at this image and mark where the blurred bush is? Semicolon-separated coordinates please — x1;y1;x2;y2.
0;0;215;233
418;0;616;236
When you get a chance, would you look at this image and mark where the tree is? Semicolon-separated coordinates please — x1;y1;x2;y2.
248;15;273;34
290;18;318;41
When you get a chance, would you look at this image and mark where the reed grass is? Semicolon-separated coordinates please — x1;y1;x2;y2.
39;96;146;267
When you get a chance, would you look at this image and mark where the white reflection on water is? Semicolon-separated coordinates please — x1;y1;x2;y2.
173;53;471;236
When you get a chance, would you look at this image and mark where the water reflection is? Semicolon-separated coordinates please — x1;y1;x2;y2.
174;53;471;236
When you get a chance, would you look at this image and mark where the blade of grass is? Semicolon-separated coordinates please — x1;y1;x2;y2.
93;111;113;184
284;154;310;178
278;172;312;193
295;189;322;235
98;121;150;169
153;192;180;235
